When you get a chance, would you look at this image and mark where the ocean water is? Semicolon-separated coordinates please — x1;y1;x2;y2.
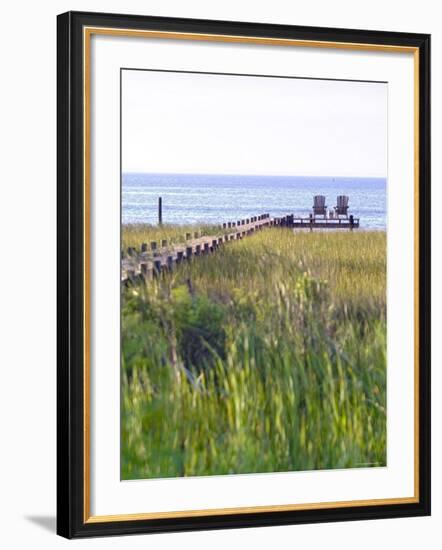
122;173;386;229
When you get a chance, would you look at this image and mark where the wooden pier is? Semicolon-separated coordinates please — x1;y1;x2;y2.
122;214;272;283
122;212;359;283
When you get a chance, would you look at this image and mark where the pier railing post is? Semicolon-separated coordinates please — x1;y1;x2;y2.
140;262;153;281
153;259;162;276
158;196;163;225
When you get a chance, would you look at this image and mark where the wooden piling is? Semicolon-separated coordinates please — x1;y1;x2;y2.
158;197;163;225
140;263;153;281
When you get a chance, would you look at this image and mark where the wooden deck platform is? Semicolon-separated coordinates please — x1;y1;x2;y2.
290;217;359;229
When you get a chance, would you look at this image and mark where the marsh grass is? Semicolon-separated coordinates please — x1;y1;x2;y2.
121;228;386;479
122;223;234;251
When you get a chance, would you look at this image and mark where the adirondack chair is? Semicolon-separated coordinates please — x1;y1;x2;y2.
312;195;327;218
334;195;349;218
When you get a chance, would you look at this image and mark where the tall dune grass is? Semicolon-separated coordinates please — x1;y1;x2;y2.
121;228;386;479
122;223;234;251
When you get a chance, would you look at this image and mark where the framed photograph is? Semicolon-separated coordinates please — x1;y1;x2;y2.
57;11;431;538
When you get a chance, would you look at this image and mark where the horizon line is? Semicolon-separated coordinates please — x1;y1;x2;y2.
122;171;387;179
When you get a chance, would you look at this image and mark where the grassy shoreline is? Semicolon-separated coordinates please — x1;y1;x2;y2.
121;227;386;480
122;222;236;251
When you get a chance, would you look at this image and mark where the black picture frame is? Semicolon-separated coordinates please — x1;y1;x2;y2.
57;10;431;539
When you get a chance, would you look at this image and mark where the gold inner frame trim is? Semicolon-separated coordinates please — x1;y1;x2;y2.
83;26;420;524
413;49;420;502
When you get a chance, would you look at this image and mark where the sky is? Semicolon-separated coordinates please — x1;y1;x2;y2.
122;69;387;178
